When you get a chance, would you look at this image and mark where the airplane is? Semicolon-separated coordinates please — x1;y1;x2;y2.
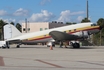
2;22;101;49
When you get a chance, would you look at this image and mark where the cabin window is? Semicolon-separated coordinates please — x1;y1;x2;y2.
69;30;71;32
40;28;43;31
64;31;66;33
74;29;76;31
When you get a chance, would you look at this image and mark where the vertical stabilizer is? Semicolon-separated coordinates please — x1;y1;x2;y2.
4;24;21;40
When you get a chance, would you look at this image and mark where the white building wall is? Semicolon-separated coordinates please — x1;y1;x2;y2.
22;22;49;33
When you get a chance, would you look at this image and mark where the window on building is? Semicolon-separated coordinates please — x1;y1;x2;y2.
28;28;30;31
45;28;48;30
23;28;26;31
40;28;43;31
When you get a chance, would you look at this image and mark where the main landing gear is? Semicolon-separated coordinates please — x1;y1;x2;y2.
70;42;80;48
16;43;21;48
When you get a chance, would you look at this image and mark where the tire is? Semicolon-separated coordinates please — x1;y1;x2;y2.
73;43;80;48
16;45;20;48
7;46;10;49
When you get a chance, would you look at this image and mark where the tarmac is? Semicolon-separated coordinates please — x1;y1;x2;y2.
0;45;104;70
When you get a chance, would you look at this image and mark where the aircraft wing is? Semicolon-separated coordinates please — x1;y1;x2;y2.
49;31;80;41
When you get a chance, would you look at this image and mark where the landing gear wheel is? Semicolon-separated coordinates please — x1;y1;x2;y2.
16;45;20;48
7;46;10;49
73;43;80;48
2;46;6;49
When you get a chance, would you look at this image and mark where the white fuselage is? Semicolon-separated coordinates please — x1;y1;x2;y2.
6;22;99;43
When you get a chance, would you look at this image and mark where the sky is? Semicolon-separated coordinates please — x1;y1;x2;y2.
0;0;104;24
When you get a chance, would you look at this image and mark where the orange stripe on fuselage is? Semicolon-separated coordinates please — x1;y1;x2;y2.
26;26;100;41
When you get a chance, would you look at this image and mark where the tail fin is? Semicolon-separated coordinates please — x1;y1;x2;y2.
4;24;21;40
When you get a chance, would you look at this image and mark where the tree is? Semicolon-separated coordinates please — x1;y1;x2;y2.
97;18;104;27
96;18;104;45
81;18;91;23
10;22;15;25
16;23;22;32
92;18;104;46
0;20;6;40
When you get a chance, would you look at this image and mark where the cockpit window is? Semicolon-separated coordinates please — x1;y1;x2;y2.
91;24;97;26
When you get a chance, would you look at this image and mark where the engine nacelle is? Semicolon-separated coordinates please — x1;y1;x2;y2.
73;31;89;39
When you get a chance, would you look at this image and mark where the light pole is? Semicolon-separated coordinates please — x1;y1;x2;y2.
86;0;89;20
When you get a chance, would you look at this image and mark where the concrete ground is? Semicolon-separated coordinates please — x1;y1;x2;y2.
0;45;104;70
